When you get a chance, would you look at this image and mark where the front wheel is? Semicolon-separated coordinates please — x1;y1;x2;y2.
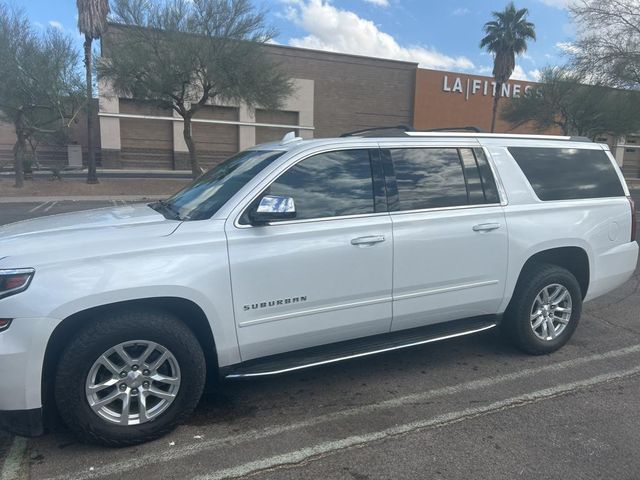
503;264;582;355
54;309;206;446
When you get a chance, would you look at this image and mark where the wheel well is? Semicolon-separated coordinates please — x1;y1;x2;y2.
41;297;218;417
520;247;590;298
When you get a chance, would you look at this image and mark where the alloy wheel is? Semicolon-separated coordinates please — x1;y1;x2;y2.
529;283;573;341
85;340;181;426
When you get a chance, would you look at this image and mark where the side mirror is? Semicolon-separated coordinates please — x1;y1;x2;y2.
249;195;296;225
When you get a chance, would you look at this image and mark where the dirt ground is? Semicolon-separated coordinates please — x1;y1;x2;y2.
0;176;191;197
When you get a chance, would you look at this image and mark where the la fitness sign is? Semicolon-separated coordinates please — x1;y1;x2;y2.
443;75;535;100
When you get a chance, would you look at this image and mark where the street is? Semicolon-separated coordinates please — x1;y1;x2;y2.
1;199;640;480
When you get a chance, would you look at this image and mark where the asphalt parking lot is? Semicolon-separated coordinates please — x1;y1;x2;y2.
1;198;640;480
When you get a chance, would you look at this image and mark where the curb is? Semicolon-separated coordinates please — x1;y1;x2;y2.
0;195;166;203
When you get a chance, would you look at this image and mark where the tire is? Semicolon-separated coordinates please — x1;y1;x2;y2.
503;263;582;355
54;309;206;447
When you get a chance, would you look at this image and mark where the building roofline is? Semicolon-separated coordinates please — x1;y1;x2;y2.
103;22;419;68
260;42;418;67
417;66;541;86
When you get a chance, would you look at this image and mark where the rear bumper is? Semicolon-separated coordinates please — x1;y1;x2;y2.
585;241;639;301
0;408;43;437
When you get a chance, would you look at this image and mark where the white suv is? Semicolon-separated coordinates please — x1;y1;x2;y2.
0;130;637;445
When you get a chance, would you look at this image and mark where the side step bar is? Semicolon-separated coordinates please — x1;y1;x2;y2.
224;316;498;379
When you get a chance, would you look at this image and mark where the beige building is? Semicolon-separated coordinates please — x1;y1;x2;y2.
0;27;638;179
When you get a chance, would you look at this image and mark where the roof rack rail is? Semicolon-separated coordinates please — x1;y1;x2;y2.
340;125;415;137
425;126;484;133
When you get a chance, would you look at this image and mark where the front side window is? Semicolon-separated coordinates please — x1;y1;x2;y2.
264;149;376;221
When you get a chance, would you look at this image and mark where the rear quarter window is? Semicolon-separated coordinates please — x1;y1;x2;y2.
508;147;625;201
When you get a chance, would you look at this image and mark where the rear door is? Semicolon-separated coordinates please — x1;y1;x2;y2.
225;148;393;361
381;143;509;331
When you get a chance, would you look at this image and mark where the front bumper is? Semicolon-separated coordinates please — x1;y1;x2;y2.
0;408;43;436
0;317;58;413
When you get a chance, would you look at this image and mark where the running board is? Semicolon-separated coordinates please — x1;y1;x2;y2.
224;316;497;379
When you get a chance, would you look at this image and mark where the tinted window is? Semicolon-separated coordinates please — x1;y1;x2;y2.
460;149;484;204
266;149;375;220
460;148;500;205
509;147;624;201
390;148;468;210
162;150;283;220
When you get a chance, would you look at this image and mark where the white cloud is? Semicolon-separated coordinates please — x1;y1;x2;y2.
283;0;474;71
476;65;541;82
452;7;470;16
519;52;535;63
48;20;63;30
510;65;542;82
364;0;389;6
555;41;579;54
536;0;572;9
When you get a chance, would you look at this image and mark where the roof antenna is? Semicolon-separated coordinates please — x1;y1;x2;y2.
281;131;302;144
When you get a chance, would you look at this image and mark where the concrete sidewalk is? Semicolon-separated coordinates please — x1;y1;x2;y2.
0;169;192;179
0;195;165;203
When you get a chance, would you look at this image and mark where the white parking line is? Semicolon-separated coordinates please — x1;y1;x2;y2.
43;343;640;480
195;365;640;480
28;201;49;213
43;201;58;212
0;437;27;480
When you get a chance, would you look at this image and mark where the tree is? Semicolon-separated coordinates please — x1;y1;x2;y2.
77;0;110;184
569;0;640;90
99;0;293;178
0;4;84;188
501;67;640;138
480;2;536;133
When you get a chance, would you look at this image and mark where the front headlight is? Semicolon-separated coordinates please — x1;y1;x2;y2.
0;268;35;300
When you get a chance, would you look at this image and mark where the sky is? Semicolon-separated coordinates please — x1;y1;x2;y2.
14;0;575;82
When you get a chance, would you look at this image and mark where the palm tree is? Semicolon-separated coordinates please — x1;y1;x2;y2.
77;0;109;184
480;2;536;133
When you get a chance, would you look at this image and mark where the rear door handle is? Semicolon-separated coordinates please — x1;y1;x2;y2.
351;235;386;246
472;223;501;232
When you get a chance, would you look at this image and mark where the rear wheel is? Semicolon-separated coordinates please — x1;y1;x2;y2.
54;309;206;446
504;264;582;355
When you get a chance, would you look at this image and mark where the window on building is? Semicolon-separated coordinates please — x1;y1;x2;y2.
265;149;376;220
508;147;625;201
626;148;637;153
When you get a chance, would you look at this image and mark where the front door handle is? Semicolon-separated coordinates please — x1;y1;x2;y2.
473;223;501;232
351;235;386;246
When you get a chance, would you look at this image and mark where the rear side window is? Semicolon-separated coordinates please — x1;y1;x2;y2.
460;148;500;205
508;147;625;201
390;148;467;210
388;148;500;211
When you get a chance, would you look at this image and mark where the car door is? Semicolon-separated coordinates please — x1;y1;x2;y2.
224;148;393;361
381;144;509;331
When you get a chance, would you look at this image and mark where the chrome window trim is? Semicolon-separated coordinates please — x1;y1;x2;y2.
389;202;503;216
234;211;391;229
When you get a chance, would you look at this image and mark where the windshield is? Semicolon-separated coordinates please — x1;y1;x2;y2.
156;150;284;221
